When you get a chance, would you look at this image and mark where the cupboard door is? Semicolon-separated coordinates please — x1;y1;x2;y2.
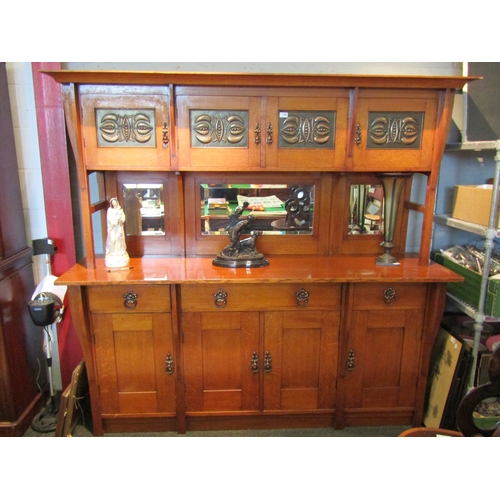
182;311;260;412
80;85;171;170
265;95;348;171
344;308;423;411
92;312;176;415
352;90;438;171
176;95;261;170
263;310;339;411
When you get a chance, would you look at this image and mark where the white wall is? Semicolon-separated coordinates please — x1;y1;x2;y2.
62;62;462;76
6;62;47;284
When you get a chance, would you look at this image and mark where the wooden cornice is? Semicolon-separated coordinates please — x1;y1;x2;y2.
41;70;480;89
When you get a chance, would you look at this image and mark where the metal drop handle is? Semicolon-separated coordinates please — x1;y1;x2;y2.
165;353;174;375
383;287;396;305
251;352;259;373
347;350;355;371
213;288;228;308
264;351;272;373
123;291;138;310
296;288;309;307
254;123;261;144
266;123;273;144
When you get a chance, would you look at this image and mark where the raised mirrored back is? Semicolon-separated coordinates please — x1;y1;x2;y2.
200;183;316;236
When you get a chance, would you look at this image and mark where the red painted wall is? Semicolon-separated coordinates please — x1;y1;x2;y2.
31;62;82;388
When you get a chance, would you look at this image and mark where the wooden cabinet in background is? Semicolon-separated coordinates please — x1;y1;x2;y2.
0;63;45;436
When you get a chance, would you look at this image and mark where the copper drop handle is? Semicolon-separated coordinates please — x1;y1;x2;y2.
354;123;362;145
296;288;309;307
266;123;273;144
213;288;228;308
123;291;138;310
254;123;261;144
251;352;259;373
165;353;174;375
264;351;272;373
162;122;169;148
383;287;396;305
347;349;355;371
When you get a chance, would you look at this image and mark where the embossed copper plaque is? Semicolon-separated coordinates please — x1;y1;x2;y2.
278;111;335;149
96;109;156;147
190;110;249;148
367;112;423;149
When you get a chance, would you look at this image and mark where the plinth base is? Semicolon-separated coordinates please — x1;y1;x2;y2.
213;254;269;268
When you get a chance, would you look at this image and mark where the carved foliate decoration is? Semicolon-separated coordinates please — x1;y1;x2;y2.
96;109;156;147
278;111;335;149
367;112;423;149
191;111;248;148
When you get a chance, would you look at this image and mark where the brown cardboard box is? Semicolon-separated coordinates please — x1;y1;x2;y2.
452;185;500;228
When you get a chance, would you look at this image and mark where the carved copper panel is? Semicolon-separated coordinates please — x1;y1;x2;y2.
96;109;156;147
190;110;249;148
367;112;423;149
278;111;335;149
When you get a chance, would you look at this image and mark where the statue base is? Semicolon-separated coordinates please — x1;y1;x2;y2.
105;253;130;268
212;254;269;268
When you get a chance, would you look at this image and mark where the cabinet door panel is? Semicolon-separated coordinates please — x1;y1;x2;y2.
265;95;348;170
183;311;260;412
352;91;438;171
345;308;423;410
93;312;175;415
264;310;338;411
80;86;171;170
177;96;261;170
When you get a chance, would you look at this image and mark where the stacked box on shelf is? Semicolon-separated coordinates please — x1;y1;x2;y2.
433;252;500;317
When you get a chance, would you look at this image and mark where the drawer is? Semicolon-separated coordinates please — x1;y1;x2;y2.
351;283;427;310
180;283;341;311
87;285;171;313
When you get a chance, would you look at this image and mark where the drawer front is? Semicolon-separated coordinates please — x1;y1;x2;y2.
87;285;171;313
181;283;341;311
351;283;427;310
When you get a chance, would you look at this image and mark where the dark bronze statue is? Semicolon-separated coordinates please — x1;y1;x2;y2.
213;206;269;268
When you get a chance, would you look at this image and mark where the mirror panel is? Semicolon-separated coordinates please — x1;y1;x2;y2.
123;183;165;235
348;184;383;235
200;183;315;236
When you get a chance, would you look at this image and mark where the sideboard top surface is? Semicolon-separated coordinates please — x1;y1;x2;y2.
56;255;464;286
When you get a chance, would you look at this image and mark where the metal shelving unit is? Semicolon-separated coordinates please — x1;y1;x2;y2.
435;139;500;388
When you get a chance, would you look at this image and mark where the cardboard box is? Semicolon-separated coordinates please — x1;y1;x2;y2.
433;252;500;317
452;184;500;228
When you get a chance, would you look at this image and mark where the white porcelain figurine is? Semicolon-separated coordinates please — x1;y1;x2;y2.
104;197;130;268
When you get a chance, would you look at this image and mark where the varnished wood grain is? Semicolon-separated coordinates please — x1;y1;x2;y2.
42;70;479;89
56;255;464;287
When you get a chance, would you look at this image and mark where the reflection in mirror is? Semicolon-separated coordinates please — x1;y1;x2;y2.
348;184;383;235
123;183;165;235
200;183;315;236
89;171;105;205
472;396;500;432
